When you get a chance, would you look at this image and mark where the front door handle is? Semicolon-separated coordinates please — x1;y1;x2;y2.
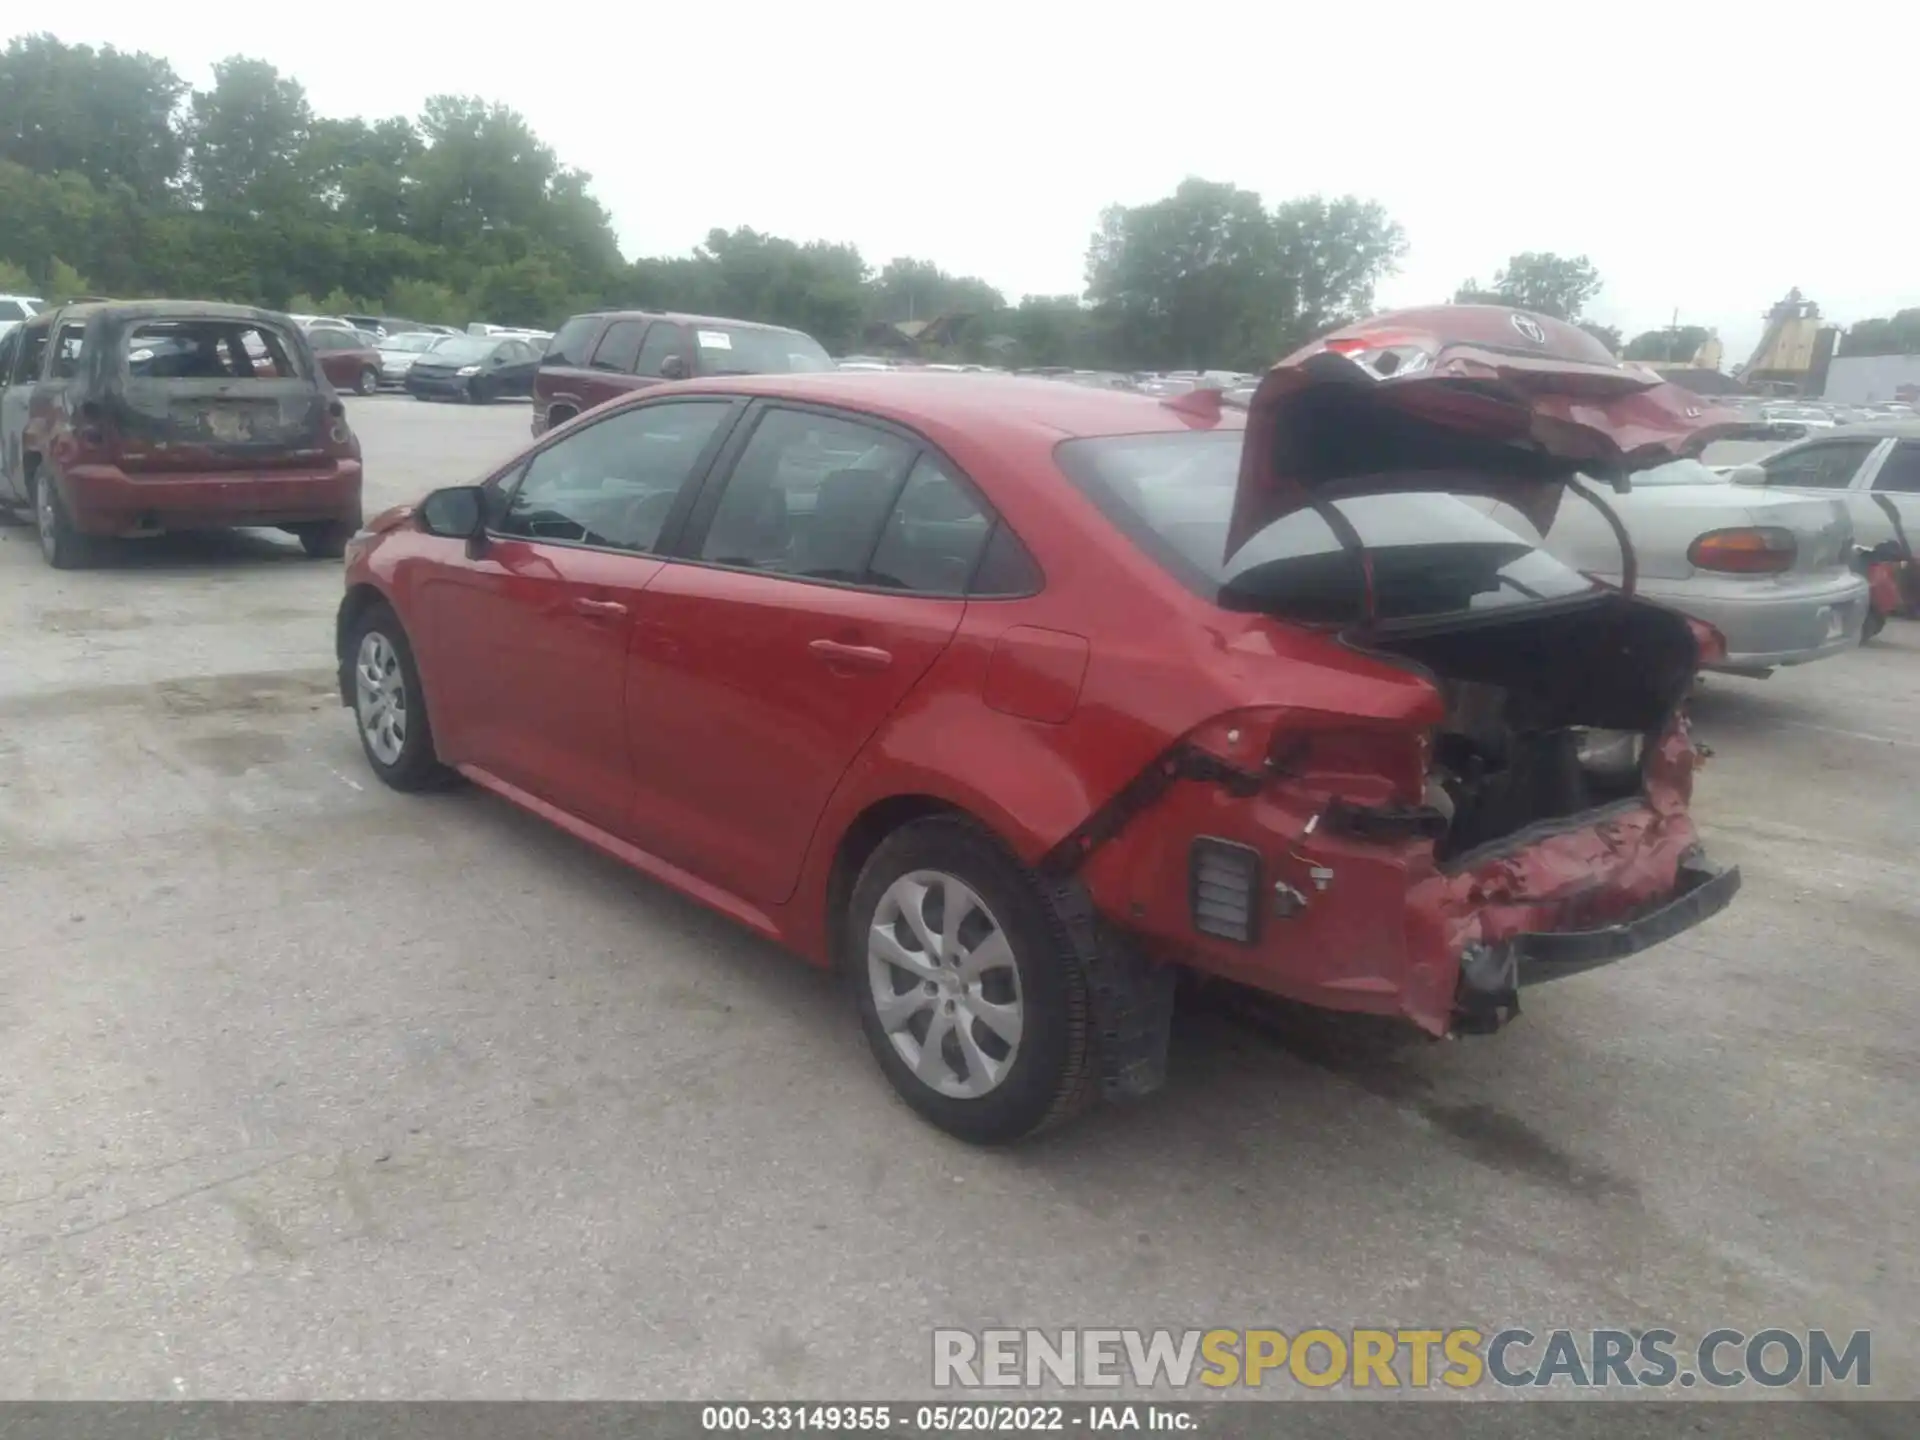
809;638;893;671
572;597;628;618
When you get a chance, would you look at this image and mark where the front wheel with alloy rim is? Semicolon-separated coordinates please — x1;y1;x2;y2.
34;469;97;569
347;604;457;791
848;816;1096;1144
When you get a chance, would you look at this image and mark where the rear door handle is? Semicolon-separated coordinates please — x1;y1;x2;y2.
572;597;628;618
809;639;893;671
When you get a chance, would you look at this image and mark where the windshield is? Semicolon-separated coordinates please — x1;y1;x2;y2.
381;333;441;354
694;325;834;375
423;337;496;364
1056;430;1599;628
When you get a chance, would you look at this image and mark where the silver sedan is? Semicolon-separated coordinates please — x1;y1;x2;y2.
1476;459;1868;674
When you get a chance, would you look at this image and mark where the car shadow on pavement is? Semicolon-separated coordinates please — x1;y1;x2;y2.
74;527;314;573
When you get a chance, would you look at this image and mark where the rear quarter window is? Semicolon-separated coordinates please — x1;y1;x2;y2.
543;315;603;368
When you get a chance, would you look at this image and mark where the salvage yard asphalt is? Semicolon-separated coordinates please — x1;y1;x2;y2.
0;397;1915;1406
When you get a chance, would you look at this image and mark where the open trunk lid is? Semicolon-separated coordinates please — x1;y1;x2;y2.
1227;306;1766;577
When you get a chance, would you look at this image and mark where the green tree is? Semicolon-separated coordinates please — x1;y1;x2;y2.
691;228;871;353
1271;195;1407;348
1086;179;1405;370
1580;322;1623;355
43;257;93;300
1623;325;1712;362
186;57;316;214
302;116;423;234
867;258;1006;324
0;34;187;202
1453;252;1603;321
1838;310;1920;357
0;257;36;292
385;278;465;326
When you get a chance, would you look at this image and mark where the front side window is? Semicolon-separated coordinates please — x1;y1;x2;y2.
698;408;916;581
496;400;732;553
1871;441;1920;494
12;324;49;382
1760;440;1876;489
1057;429;1598;627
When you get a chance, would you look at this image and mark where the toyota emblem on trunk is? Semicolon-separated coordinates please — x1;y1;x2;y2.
1510;314;1548;344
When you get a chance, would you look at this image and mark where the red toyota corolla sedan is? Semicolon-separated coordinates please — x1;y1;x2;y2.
336;306;1742;1143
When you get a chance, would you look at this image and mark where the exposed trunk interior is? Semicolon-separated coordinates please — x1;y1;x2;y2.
1363;594;1696;862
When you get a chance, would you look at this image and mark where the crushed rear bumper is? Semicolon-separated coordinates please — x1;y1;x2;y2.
1453;852;1740;1032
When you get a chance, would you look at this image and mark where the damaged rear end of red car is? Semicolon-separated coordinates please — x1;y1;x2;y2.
1065;306;1743;1039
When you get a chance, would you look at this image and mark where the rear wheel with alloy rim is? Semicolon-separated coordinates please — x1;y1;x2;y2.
848;815;1095;1143
347;604;456;791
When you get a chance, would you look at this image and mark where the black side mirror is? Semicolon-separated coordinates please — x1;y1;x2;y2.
659;355;688;380
418;485;486;539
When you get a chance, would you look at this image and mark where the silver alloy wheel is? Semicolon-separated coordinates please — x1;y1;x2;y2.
35;477;56;563
867;870;1024;1099
354;631;407;765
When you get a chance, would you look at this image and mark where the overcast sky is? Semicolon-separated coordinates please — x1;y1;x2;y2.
18;1;1912;362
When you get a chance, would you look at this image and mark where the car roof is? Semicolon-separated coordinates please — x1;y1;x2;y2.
35;299;294;327
1796;419;1920;441
656;371;1250;442
578;310;813;336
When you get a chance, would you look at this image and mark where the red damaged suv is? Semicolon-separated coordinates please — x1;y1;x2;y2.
335;305;1741;1143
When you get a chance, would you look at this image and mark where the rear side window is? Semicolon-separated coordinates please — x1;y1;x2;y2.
591;319;647;373
0;300;26;321
1057;430;1596;627
542;314;602;368
634;323;685;378
698;408;916;581
1871;442;1920;494
123;321;302;380
0;329;18;379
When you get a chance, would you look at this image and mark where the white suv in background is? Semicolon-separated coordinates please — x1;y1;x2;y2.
0;294;44;340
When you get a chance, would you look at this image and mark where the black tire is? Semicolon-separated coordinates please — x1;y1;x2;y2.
32;466;99;570
344;602;458;792
1863;608;1887;643
467;378;488;404
847;815;1096;1144
294;520;356;560
356;366;379;396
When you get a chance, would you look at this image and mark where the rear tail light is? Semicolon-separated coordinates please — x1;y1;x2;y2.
1688;526;1795;574
1186;706;1437;808
1190;838;1260;943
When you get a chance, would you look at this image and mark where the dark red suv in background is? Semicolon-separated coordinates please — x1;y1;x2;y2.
532;310;833;437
